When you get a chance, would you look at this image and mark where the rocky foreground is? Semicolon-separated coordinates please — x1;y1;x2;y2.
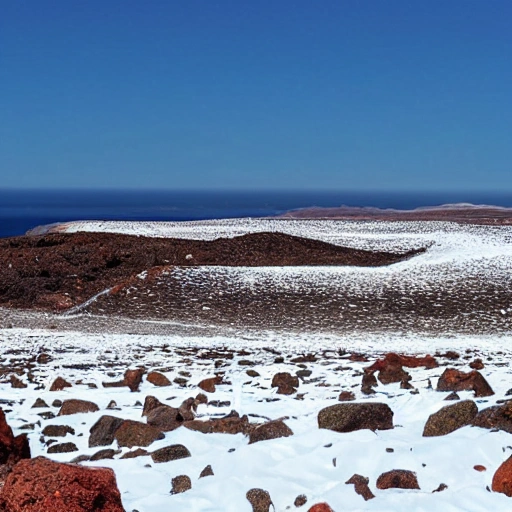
1;330;512;511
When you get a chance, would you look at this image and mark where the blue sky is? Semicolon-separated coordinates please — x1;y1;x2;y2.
1;1;511;191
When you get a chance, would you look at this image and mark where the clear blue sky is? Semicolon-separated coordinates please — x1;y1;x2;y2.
1;1;511;191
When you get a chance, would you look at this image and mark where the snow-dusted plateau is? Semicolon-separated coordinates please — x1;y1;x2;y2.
1;218;512;511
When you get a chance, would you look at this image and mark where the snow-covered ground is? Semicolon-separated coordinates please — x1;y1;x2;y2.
1;328;512;511
3;219;512;510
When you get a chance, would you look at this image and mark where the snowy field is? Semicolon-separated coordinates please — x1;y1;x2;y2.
2;219;512;510
1;328;512;511
50;219;512;334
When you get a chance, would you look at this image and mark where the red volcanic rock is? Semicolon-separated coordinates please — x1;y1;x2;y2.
307;504;334;512
185;410;252;435
248;420;293;444
437;368;494;397
58;399;99;416
198;376;222;393
0;456;125;512
470;359;485;370
114;420;164;448
365;353;437;386
318;403;393;433
271;372;300;395
338;391;355;402
492;456;512;496
0;409;30;472
345;474;375;501
146;405;182;432
103;369;144;392
146;371;171;387
376;469;420;490
361;372;377;395
49;377;72;392
246;488;273;512
123;369;144;392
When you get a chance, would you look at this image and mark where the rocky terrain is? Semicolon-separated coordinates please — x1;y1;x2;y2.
1;218;512;510
1;329;512;511
279;203;512;225
0;231;421;312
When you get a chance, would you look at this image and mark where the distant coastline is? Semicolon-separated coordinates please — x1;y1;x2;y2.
2;189;512;238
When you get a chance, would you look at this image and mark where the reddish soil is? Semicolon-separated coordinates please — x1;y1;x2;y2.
280;205;512;225
0;231;422;312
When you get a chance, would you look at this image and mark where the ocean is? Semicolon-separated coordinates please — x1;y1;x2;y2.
1;189;512;239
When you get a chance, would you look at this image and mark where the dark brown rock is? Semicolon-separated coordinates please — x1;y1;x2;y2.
90;449;120;461
103;368;144;392
58;399;99;416
361;372;377;395
171;475;191;494
47;442;78;454
376;469;420;490
142;395;164;417
151;444;191;463
470;358;485;370
198;376;222;393
49;376;72;391
89;415;124;447
1;456;125;512
178;397;196;421
444;392;460;401
185;411;252;435
432;483;448;493
248;420;293;444
10;375;27;389
423;400;478;437
271;372;299;395
42;425;75;437
472;401;512;433
474;465;487;472
120;448;148;459
31;398;49;408
146;405;182;432
246;488;273;512
199;464;214;478
318;403;393;433
345;474;375;501
338;391;355;401
294;494;307;507
195;393;208;405
114;420;164;448
146;371;171;387
492;456;512;497
436;368;494;397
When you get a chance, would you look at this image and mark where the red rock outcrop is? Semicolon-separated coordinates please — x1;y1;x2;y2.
436;368;494;397
492;456;512;497
0;456;125;512
0;409;30;477
376;469;420;490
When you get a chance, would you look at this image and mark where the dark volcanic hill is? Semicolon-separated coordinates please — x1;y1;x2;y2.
0;231;423;312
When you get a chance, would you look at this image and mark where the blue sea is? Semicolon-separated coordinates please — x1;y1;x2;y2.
1;189;512;239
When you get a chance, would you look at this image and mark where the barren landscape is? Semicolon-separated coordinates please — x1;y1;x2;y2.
1;218;512;511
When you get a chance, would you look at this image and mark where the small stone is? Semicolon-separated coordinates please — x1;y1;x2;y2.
49;377;72;391
246;488;272;512
147;371;171;387
31;398;49;408
376;469;420;490
294;494;307;507
432;483;448;493
42;425;75;437
338;391;355;401
151;444;191;463
199;464;214;478
47;442;78;454
58;399;99;416
171;475;191;494
474;465;487;472
345;474;375;501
